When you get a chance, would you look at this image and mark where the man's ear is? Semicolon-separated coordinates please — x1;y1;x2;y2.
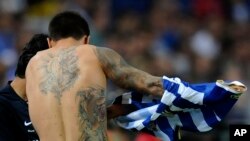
47;38;56;48
81;35;90;44
86;36;90;44
47;38;52;48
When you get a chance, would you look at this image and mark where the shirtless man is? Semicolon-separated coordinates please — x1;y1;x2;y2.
26;11;163;141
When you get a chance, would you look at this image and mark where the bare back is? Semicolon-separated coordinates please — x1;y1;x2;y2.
26;45;107;141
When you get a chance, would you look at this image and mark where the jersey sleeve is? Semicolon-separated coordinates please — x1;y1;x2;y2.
0;101;17;140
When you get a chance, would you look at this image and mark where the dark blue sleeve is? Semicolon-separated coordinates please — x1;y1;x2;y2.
0;102;18;141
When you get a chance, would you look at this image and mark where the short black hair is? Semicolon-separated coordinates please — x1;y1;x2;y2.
15;34;49;78
49;11;90;41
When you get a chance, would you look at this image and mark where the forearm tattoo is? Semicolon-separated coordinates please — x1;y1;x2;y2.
94;47;138;89
76;86;107;141
94;47;163;95
39;46;79;103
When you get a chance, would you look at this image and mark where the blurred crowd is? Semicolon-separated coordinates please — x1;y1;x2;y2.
0;0;249;140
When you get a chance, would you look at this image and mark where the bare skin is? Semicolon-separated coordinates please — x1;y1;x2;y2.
26;38;163;141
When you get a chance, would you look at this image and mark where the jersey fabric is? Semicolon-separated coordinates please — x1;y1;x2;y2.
0;82;39;141
113;76;246;141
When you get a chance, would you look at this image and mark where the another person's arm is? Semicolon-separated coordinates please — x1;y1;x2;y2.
95;47;163;97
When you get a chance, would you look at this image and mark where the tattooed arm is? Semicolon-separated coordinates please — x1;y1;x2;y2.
95;47;163;97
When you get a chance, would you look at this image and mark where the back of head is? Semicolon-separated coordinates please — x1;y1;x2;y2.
49;11;90;41
15;34;49;78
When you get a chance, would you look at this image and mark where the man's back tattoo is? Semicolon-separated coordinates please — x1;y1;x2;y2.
76;86;107;141
39;47;79;102
38;46;107;140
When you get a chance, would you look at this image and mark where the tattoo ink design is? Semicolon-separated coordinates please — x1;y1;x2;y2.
76;86;107;141
39;47;80;102
94;47;163;96
94;48;133;87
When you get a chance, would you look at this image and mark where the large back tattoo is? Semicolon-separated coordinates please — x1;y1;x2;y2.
39;46;107;141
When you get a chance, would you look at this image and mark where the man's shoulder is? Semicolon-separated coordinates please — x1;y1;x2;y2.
93;46;116;57
78;44;97;51
94;46;112;51
32;50;47;60
77;44;102;57
26;50;45;68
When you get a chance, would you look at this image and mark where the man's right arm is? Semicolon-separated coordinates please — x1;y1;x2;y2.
94;47;163;97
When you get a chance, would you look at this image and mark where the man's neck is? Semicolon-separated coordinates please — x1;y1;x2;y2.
10;77;27;101
53;38;83;48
